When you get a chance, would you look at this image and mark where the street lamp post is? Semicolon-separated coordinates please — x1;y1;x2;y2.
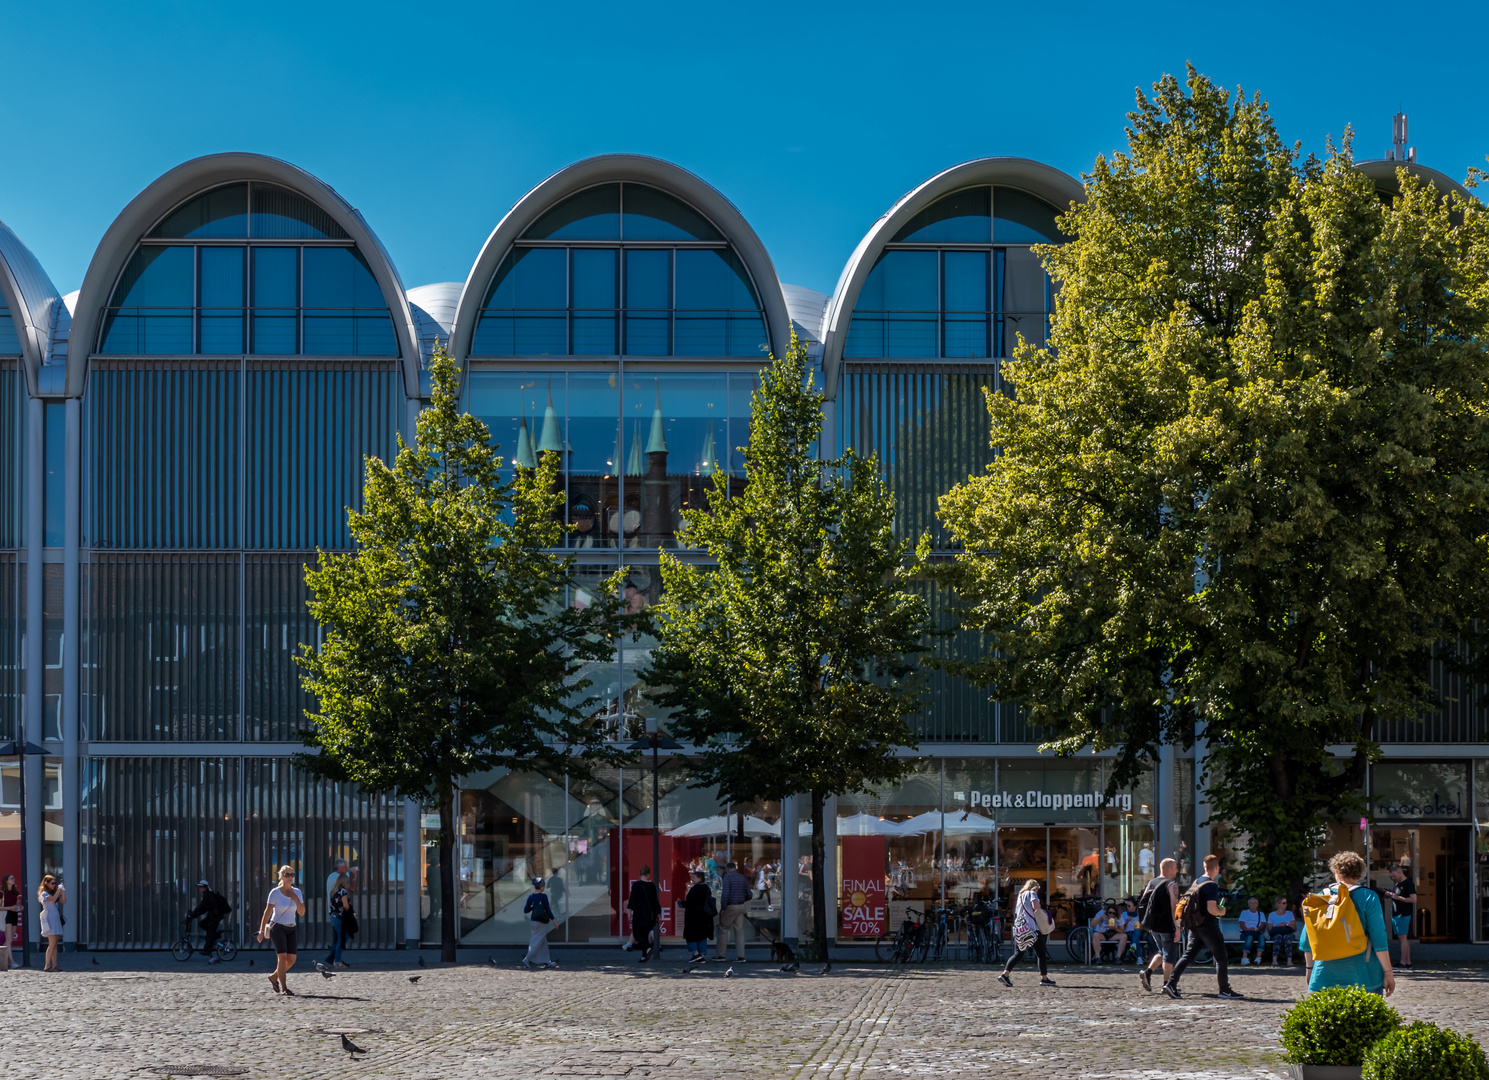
1;740;47;970
626;719;681;951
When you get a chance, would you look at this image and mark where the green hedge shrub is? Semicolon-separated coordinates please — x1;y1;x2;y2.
1279;986;1401;1066
1362;1022;1489;1080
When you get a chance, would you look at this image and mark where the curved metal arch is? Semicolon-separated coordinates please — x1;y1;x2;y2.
1356;159;1474;202
0;218;65;393
820;158;1084;398
67;153;421;399
449;155;790;371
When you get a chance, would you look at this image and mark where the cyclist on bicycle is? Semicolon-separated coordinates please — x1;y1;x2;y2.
186;879;232;963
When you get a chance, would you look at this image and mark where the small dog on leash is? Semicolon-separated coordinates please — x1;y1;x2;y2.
770;940;796;965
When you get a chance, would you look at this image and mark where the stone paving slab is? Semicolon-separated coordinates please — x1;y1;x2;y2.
4;950;1485;1080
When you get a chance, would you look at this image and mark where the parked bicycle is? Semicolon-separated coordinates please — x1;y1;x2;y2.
965;900;1003;964
875;907;925;963
171;917;237;963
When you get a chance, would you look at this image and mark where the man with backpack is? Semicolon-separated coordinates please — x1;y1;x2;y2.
1162;854;1243;1000
1136;857;1182;992
186;879;232;963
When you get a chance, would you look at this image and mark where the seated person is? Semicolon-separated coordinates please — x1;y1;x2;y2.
1089;899;1126;962
1266;897;1297;965
1117;898;1142;963
1238;896;1266;965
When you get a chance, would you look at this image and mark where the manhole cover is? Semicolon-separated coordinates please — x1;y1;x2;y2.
145;1069;248;1077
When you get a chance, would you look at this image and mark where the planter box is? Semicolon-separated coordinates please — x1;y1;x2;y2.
1287;1066;1364;1080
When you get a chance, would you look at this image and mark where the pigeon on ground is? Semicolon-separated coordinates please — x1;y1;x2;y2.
248;959;254;968
488;956;499;968
725;967;735;978
408;975;421;983
92;958;99;965
341;1033;366;1059
418;956;426;968
315;962;335;979
819;962;833;975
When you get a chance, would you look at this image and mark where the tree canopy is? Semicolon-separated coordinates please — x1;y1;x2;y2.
644;335;933;956
939;67;1489;898
297;344;627;960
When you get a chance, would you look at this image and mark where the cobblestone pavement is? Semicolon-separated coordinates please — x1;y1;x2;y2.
5;950;1486;1080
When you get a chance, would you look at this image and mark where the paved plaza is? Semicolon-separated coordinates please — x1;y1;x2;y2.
6;950;1487;1080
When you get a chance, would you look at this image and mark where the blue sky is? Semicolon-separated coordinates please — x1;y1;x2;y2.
3;0;1486;298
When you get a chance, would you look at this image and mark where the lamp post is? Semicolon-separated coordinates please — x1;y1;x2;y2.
626;719;682;949
1;739;47;970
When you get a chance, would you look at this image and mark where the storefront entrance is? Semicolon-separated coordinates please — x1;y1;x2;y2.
1369;825;1472;942
993;824;1155;938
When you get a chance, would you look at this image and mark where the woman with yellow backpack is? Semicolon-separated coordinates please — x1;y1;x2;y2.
1299;851;1395;997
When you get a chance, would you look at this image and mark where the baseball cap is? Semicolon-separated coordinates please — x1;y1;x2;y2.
197;879;209;886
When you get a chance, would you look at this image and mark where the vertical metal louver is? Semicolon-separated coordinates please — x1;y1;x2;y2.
0;361;22;549
244;555;319;741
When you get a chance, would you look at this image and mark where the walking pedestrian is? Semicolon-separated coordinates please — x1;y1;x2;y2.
997;878;1055;987
1137;858;1182;992
256;865;305;995
712;860;752;962
0;873;19;970
1162;854;1243;1000
324;858;350;970
37;874;64;971
1382;864;1415;970
681;870;714;964
185;879;231;963
522;878;558;969
627;866;661;962
1300;851;1394;997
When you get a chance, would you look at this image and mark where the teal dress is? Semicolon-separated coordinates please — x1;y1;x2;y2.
1298;883;1389;994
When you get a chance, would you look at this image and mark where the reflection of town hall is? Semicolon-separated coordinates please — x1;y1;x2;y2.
1;147;1484;955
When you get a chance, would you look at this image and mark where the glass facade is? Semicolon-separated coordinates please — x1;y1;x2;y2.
0;361;21;744
472;184;767;358
98;184;397;357
845;187;1059;359
0;303;21;354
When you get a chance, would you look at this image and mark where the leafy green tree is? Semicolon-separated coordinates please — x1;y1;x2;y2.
939;67;1489;900
644;336;932;960
296;345;627;962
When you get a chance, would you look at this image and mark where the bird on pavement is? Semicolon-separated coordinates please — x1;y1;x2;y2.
315;962;335;979
819;962;833;975
725;967;735;978
418;956;426;968
91;958;99;965
341;1034;366;1059
408;975;421;983
488;956;499;968
248;959;254;968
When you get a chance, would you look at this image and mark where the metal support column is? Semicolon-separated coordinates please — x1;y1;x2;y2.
61;398;79;947
403;798;420;947
23;396;43;953
779;793;798;945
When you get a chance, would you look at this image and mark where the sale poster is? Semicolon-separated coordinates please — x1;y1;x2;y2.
615;833;679;938
840;835;887;938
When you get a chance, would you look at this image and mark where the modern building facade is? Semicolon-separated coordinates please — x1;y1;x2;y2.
1;151;1484;955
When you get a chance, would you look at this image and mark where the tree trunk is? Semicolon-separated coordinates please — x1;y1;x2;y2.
439;782;458;963
811;788;829;964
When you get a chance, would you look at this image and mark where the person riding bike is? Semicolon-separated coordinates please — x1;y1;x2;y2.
186;879;232;962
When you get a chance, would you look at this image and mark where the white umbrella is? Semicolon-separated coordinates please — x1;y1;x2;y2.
666;814;779;838
835;812;913;837
899;809;997;836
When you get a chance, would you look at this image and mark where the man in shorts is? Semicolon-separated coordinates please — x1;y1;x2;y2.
1137;857;1181;992
1383;864;1415;969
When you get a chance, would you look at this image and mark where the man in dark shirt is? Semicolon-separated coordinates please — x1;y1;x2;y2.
1138;857;1182;992
1163;854;1243;1000
185;879;230;963
712;860;752;962
1383;864;1415;969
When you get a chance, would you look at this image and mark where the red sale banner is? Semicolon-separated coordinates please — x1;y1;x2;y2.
840;835;887;938
617;833;678;938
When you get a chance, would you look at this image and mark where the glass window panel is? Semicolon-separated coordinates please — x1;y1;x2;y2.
572;315;616;356
44;402;63;547
624;249;670;310
198;313;243;354
723;313;768;357
844;314;887;358
350;312;397;356
1003;247;1049;354
571;249;617;309
302;314;354;355
943;315;988;358
856;250;937;313
199;246;244;307
485;248;567;310
149;183;248;239
994;187;1064;244
252;247;299;308
673;312;725;355
566;373;622;549
623;372;729;548
99;312;194;355
250;184;348;240
621;184;723;241
727;370;755;477
891;187;991;243
303;247;386;309
674;249;758;311
110;246;195;309
523;184;621;240
943;250;988;312
252;312;298;355
472;313;567;356
885;313;938;358
624;314;669;356
0;305;19;353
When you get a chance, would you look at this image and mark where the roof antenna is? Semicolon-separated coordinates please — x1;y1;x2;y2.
1388;110;1415;163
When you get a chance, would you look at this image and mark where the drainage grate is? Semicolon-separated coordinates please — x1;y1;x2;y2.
146;1069;248;1077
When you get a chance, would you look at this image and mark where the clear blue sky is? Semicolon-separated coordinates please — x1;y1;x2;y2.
4;0;1486;298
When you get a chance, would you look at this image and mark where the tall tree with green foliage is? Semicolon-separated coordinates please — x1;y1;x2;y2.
296;345;627;962
643;336;932;960
939;67;1489;900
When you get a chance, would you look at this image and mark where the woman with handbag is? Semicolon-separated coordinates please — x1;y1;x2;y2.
681;870;715;964
998;878;1056;987
522;878;558;970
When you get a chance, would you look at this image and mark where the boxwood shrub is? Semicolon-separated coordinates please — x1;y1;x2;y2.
1279;985;1401;1066
1362;1022;1489;1080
